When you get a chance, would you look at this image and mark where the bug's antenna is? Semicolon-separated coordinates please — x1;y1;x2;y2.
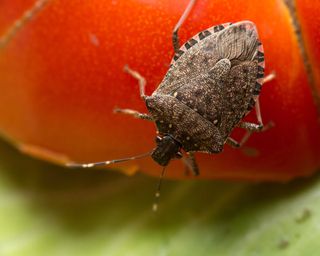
152;166;167;212
0;0;50;49
66;151;153;168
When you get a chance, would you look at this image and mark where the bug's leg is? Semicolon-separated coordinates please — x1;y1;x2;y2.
123;65;147;101
243;72;275;129
226;132;252;148
255;96;263;128
238;120;274;132
262;72;276;85
0;0;50;49
244;72;275;128
228;119;274;148
188;152;200;176
226;137;241;148
240;96;275;131
181;152;199;176
232;97;274;147
113;107;153;121
172;0;197;53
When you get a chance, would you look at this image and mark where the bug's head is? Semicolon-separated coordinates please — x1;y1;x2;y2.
151;135;182;166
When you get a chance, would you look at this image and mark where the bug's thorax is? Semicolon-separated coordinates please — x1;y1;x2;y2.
151;135;182;166
145;94;224;154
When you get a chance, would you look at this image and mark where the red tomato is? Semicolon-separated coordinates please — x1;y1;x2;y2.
0;0;319;181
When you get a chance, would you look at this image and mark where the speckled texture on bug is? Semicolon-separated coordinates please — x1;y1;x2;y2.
145;21;265;154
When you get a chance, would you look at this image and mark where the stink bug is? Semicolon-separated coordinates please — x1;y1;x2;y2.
67;0;274;176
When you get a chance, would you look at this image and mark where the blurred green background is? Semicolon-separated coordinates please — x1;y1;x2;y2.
0;139;319;256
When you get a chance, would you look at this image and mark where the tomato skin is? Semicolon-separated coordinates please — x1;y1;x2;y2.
0;0;319;181
296;0;320;95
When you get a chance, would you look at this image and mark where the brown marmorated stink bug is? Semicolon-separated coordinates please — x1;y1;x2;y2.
67;0;275;205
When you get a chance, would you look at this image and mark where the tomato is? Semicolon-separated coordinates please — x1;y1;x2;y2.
0;0;319;181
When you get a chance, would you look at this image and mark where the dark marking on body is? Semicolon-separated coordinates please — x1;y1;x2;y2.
198;30;211;40
213;24;225;32
173;49;185;61
184;38;198;49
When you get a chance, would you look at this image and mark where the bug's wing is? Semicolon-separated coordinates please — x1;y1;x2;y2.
219;59;263;139
171;22;233;64
171;58;231;125
216;22;258;62
156;21;263;95
215;28;265;139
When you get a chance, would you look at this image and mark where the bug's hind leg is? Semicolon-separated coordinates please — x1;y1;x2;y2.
226;137;242;148
252;72;276;127
172;0;197;53
227;130;257;148
262;72;276;85
229;99;274;148
181;152;199;176
227;122;274;148
113;108;153;121
123;65;147;100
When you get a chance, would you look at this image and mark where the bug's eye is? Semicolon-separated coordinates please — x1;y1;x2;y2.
155;136;162;143
175;152;183;159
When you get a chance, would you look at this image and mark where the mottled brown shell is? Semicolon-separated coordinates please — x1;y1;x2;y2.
146;21;265;153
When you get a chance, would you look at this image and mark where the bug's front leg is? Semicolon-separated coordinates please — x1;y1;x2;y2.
229;99;274;148
172;0;197;53
118;66;153;120
113;108;153;121
123;65;147;101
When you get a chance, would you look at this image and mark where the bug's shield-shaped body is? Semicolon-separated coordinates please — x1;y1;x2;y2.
145;21;265;154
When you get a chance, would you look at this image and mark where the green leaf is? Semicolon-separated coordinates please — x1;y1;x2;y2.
0;139;318;256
